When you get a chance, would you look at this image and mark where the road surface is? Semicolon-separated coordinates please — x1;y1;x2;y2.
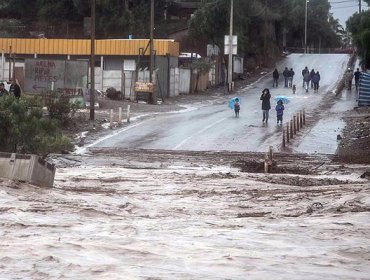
93;54;350;153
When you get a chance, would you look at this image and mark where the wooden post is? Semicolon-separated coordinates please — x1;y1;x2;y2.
296;113;300;132
286;123;290;143
265;146;273;173
282;125;286;147
290;119;294;138
118;107;122;124
127;104;131;123
300;111;303;128
8;45;12;80
269;145;273;160
293;116;297;134
303;109;306;125
109;109;113;129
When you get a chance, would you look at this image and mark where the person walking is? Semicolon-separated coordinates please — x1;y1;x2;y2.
260;88;271;124
303;71;311;93
302;66;309;88
9;79;21;98
310;69;315;88
345;68;353;90
272;69;279;88
283;67;289;88
275;99;285;126
233;98;240;118
288;68;295;87
354;68;361;91
0;82;9;97
312;71;320;93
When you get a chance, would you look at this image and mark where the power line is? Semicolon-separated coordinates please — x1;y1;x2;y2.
330;0;357;4
331;4;359;9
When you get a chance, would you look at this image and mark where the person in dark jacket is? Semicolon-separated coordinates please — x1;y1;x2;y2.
260;88;271;124
312;71;320;93
310;69;315;88
9;79;21;98
302;66;309;87
275;99;285;125
354;68;361;91
283;67;289;87
303;71;311;93
288;68;295;87
272;69;279;88
0;82;9;97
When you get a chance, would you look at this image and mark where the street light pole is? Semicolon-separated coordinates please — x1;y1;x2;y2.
90;0;96;120
304;0;308;54
149;0;154;83
228;0;234;92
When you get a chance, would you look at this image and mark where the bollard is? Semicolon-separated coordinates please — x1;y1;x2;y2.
293;116;297;134
286;123;290;143
303;109;306;125
109;109;114;129
269;146;273;160
290;120;294;138
282;125;286;147
127;105;131;123
300;111;303;128
264;151;269;173
118;107;122;124
296;113;300;132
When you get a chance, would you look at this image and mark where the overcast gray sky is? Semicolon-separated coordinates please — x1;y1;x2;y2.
329;0;369;27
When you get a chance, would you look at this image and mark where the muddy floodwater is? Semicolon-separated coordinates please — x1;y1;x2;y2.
0;152;369;279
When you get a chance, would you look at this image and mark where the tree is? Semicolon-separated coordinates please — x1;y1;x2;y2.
347;10;370;68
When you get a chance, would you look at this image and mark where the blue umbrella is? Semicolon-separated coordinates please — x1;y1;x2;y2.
274;95;290;104
229;97;241;109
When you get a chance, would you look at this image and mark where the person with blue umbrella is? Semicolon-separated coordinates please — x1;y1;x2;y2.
229;97;241;118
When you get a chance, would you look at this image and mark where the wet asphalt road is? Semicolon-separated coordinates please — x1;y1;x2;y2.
93;54;350;152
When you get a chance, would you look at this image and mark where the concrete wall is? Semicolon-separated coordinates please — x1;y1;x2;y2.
0;153;55;188
179;68;191;94
169;68;180;97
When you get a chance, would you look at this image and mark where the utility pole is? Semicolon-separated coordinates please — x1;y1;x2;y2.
228;0;234;92
359;0;361;14
90;0;96;120
304;0;308;54
149;0;154;83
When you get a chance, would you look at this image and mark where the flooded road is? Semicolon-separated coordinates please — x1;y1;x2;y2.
1;153;369;279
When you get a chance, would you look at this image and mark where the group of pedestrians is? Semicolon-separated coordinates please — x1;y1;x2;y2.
345;68;361;91
260;88;284;126
273;67;295;88
302;67;321;93
0;80;21;98
273;66;321;94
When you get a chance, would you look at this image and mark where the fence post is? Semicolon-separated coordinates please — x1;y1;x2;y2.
282;125;286;147
118;107;122;124
290;120;294;138
300;111;303;128
293;116;297;134
127;104;131;123
303;109;306;125
109;109;113;129
286;123;290;143
296;113;300;132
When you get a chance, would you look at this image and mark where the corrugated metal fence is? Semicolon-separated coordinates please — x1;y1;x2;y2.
358;72;370;106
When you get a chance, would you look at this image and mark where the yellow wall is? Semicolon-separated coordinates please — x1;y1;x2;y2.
0;38;179;57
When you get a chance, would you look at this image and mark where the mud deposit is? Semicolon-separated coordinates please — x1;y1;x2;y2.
1;156;370;279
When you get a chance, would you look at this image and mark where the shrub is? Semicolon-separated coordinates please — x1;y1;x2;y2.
0;95;73;155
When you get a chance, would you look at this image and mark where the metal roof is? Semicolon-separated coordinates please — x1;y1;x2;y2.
0;38;180;57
